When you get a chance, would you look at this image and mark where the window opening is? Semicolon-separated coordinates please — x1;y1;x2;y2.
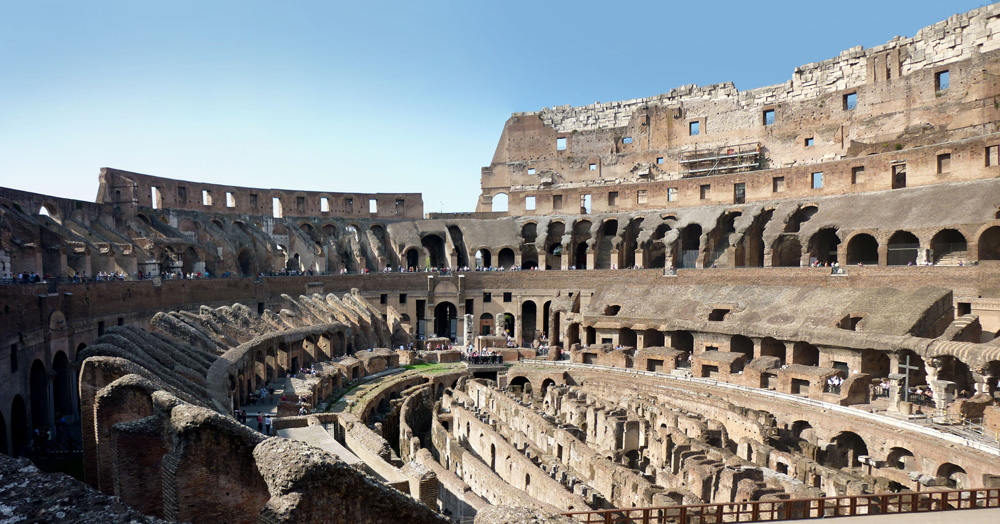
935;70;949;91
843;93;857;110
320;197;329;213
700;184;710;200
527;168;535;175
811;172;824;189
525;196;536;211
805;137;814;147
667;187;678;202
637;190;648;204
202;190;212;206
608;192;618;207
689;121;700;136
937;153;951;174
226;192;236;208
556;137;567;150
763;109;775;126
772;177;784;193
623;136;633;144
892;164;906;189
369;199;377;214
851;166;864;184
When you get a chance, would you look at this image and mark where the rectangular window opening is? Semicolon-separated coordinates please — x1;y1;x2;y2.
622;136;633;144
553;195;563;209
249;193;258;207
689;121;700;136
851;166;865;184
395;199;405;213
151;186;161;209
843;92;857;110
483;292;492;303
296;196;306;213
581;194;591;214
805;137;814;147
320;197;330;213
987;145;1000;167
667;187;678;202
272;197;283;218
772;177;785;193
9;344;17;373
733;183;746;204
177;186;187;202
607;191;618;207
556;137;567;150
811;172;824;189
345;197;354;212
892;164;907;189
937;153;951;174
525;196;536;210
527;168;536;175
763;109;775;126
369;198;377;214
589;163;597;170
202;189;212;206
656;157;664;165
399;293;407;304
700;184;711;200
226;192;236;208
637;190;648;204
503;292;512;302
380;294;388;304
935;70;950;91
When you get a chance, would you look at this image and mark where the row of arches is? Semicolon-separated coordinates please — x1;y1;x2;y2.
3;348;77;457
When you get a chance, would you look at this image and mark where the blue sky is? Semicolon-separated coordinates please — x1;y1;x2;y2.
0;1;991;213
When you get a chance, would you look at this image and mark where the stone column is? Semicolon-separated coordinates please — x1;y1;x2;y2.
635;249;645;269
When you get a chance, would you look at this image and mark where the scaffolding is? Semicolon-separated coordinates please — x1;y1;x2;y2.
679;142;762;177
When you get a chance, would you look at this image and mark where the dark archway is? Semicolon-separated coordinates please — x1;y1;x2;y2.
846;234;878;265
521;301;537;345
830;431;869;468
11;396;28;457
808;228;841;265
677;224;702;269
434;302;458;340
29;360;48;431
619;328;637;348
861;349;890;378
979;226;1000;260
542;301;551;337
791;342;819;366
502;313;515;338
545;222;566;270
475;248;492;268
937;463;968;489
673;330;694;353
596;219;618;269
643;330;664;348
52;351;73;420
405;248;420;269
931;229;967;264
574;243;588;269
887;231;919;266
731;335;754;361
237;247;255;276
421;235;447;268
497;248;515;269
0;412;5;455
760;337;785;365
771;235;802;267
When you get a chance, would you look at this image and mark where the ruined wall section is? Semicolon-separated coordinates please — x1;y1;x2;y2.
480;4;1000;213
99;167;424;219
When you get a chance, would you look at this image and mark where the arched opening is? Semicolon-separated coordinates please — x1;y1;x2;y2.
479;313;494;337
846;233;878;265
771;236;802;267
619;218;643;268
790;420;812;441
585;326;596;346
931;229;967;265
937;463;968;488
491;193;509;212
446;225;469;268
11;396;28;457
934;355;974;394
886;447;915;471
541;378;556;397
433;302;458;340
830;431;869;468
545;222;566;270
672;330;694;353
405;248;420;270
574;243;588;269
736;209;774;267
760;337;785;365
508;376;532;395
421;235;447;269
619;328;637;348
784;205;818;233
791;342;819;366
475;248;492;268
542;301;551;338
521;301;537;345
29;360;49;432
860;349;890;378
237;247;255;276
979;226;1000;260
182;246;200;275
887;231;919;266
731;335;754;361
642;330;664;348
490;443;496;470
501;313;515;338
705;211;741;267
596;219;618;269
497;248;515;269
565;322;580;348
676;224;702;269
572;220;592;269
52;351;73;420
807;228;841;265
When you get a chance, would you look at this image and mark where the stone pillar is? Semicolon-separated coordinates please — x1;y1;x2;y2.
877;244;888;266
610;249;619;269
930;379;955;421
635;249;645;269
462;314;474;346
586;248;595;270
561;246;570;270
763;248;773;268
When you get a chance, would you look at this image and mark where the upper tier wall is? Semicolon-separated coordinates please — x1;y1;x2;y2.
98;167;424;219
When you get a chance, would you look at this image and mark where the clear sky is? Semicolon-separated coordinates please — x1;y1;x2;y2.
0;1;991;213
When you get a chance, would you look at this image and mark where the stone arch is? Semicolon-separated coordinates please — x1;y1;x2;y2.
508;376;532;395
491;192;509;213
497;248;516;269
52;351;74;420
37;202;62;224
771;235;802;267
521;301;537;345
731;335;754;361
596;219;618;269
676;224;702;269
931;229;967;264
475;248;492;268
886;231;919;266
405;247;420;270
784;205;818;233
11;396;28;457
29;359;49;431
540;378;556;397
807;228;841;265
790;420;812;441
896;349;927;387
421;235;447;268
861;349;891;378
565;322;580;347
760;337;785;364
479;312;494;337
545;221;566;270
736;209;774;267
846;232;878;265
619;217;644;268
830;431;869;468
934;355;975;394
672;330;694;353
237;247;255;276
886;447;915;471
978;225;1000;260
937;462;968;488
642;330;665;348
434;302;458;340
619;327;637;348
791;342;819;366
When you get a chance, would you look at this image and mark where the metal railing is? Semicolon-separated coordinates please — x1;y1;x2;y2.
563;488;1000;523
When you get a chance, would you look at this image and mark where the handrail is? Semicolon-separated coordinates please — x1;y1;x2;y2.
562;488;1000;523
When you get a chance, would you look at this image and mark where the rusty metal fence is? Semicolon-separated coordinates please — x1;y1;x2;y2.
563;488;1000;524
